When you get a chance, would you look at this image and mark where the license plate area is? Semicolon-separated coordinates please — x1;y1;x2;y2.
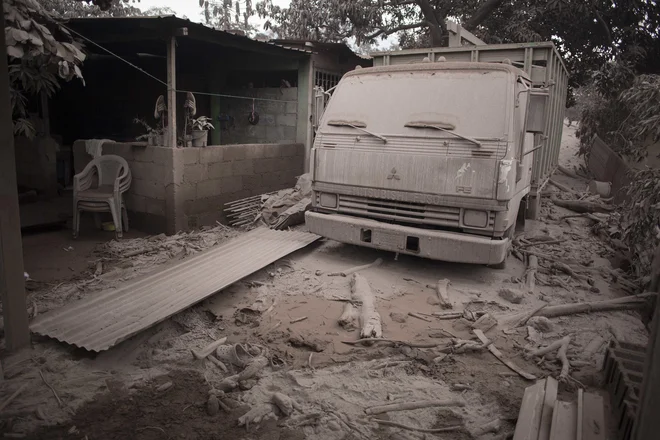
372;230;405;250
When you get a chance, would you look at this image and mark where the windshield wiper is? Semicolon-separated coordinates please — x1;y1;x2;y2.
327;120;388;143
405;121;482;148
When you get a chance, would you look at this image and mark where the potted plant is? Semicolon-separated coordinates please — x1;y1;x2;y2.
191;116;215;147
134;118;158;145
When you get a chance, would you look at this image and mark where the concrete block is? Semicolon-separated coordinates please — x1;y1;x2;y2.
244;144;266;160
277;113;297;127
197;179;223;200
131;145;153;163
262;144;283;158
281;127;298;143
262;114;277;126
124;193;146;212
232;159;254;176
139;163;168;184
151;146;172;166
179;182;197;202
182;147;200;165
200;147;224;164
253;158;278;174
242;174;263;192
131;178;165;200
185;196;225;215
221;176;243;194
208;161;233;179
260;100;286;114
281;143;302;158
285;101;298;114
145;197;166;216
186;214;199;230
245;124;267;141
280;87;298;101
184;163;208;183
198;211;223;228
266;126;285;142
223;145;247;162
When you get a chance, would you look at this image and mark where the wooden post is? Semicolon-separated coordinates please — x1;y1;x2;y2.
166;36;177;148
635;298;660;440
0;0;30;350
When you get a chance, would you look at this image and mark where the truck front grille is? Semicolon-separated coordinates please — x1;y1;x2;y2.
332;194;466;229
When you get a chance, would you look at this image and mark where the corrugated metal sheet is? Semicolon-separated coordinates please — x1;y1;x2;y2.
30;229;319;352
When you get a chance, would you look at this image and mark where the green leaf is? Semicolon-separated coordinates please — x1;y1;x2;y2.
6;45;25;58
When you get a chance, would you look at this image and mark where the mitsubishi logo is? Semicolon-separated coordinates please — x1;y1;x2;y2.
387;168;400;180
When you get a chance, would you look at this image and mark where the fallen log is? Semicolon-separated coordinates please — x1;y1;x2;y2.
365;399;465;415
527;336;571;381
351;274;382;340
548;179;575;194
550;196;614;214
436;279;452;309
526;255;538;294
535;293;655;318
328;258;383;277
473;329;536;381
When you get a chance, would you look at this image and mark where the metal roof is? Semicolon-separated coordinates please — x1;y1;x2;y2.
65;16;312;57
269;39;371;60
30;228;319;352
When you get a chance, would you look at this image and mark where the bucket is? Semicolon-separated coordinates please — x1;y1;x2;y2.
192;130;208;147
588;180;612;197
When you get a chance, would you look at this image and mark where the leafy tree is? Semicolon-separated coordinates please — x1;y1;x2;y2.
200;0;256;35
4;0;86;137
38;0;143;18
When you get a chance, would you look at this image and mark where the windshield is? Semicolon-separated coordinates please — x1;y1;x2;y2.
320;69;510;139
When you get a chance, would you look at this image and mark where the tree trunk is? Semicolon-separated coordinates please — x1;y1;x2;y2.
416;0;446;46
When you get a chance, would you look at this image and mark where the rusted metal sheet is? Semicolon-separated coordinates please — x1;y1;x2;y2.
30;228;319;352
587;135;632;204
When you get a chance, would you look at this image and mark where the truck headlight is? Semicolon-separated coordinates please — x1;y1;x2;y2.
463;209;488;228
319;193;338;208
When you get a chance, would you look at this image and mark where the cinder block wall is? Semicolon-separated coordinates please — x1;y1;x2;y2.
72;141;171;233
218;88;298;145
179;143;305;228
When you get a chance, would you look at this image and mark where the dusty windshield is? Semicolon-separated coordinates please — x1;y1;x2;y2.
320;69;510;139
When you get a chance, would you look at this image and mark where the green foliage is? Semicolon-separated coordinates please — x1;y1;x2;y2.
615;169;660;281
192;116;214;131
38;0;144;18
4;0;86;137
201;0;257;35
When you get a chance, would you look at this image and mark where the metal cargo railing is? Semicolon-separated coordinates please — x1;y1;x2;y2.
370;42;569;205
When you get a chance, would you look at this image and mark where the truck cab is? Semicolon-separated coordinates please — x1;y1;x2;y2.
306;60;547;266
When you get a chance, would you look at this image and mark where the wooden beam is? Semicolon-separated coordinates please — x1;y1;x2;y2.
635;298;660;440
0;0;30;350
166;36;177;148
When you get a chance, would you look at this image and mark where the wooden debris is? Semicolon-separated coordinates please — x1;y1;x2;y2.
0;383;28;413
581;392;606;440
539;377;558;440
471;313;498;333
549;401;578;440
338;302;358;330
473;329;536;381
372;419;462;433
156;381;173;393
527;336;571;381
548;179;576;194
473;419;501;437
342;338;441;348
271;392;297;416
433;311;463;319
39;370;63;407
408;312;431;322
351;274;382;340
328;258;383;277
550;196;614;214
513;379;550;440
365;399;465;415
435;279;452;309
535;293;655;318
526;255;538;294
581;336;605;361
191;337;228;360
290;316;308;324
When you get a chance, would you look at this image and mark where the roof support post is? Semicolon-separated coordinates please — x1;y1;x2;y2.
0;0;30;351
166;36;177;148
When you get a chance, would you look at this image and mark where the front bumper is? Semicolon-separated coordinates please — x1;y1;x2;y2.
305;212;508;265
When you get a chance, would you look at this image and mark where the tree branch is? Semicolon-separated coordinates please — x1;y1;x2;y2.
594;9;613;44
464;0;505;30
366;21;427;39
415;0;444;45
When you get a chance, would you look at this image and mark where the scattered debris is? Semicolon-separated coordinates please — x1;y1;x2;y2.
473;419;502;437
191;337;228;360
328;258;383;277
471;313;498;333
550;196;614;214
527;336;572;381
528;317;554;333
499;287;525;304
389;312;407;323
351;274;382;340
526;255;538;293
206;395;220;416
289;334;327;352
473;329;536;380
434;311;463;319
155;381;173;393
372;419;462;434
338;302;359;330
408;312;431;322
365;399;465;415
435;279;452;309
290;316;308;324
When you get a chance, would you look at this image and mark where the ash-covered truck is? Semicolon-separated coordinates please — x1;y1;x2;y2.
306;42;568;267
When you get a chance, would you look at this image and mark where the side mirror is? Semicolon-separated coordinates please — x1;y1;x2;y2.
526;91;548;134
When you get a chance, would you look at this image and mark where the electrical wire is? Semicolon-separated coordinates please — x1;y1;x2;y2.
58;22;298;103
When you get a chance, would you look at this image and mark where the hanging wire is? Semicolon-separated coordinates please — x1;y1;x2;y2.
58;22;298;103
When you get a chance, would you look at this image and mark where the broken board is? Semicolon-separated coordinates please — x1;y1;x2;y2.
549;401;578;440
30;228;319;351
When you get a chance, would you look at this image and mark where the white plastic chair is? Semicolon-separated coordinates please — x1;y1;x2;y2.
73;155;132;238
